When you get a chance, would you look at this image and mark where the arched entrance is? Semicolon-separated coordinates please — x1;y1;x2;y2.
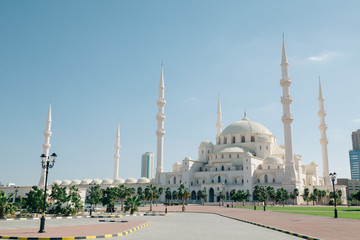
191;190;196;200
209;188;215;202
197;191;202;200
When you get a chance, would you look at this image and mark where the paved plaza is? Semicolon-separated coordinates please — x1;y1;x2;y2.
1;206;359;239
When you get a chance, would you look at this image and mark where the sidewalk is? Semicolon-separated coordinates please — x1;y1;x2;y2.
138;205;360;240
0;220;147;238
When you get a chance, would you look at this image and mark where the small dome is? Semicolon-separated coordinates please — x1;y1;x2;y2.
263;156;283;165
92;179;102;184
220;117;272;136
175;162;181;165
199;140;213;148
137;177;150;184
52;180;62;185
81;179;92;185
113;178;125;184
184;156;191;161
125;177;137;184
150;178;156;183
245;151;253;157
219;146;245;153
102;178;113;184
61;180;71;186
71;179;81;185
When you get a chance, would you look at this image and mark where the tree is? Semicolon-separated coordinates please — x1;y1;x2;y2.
88;184;102;209
165;187;172;205
218;191;225;206
0;191;16;219
124;196;141;214
293;188;299;205
49;184;69;215
313;188;319;205
302;188;310;205
319;190;327;205
172;190;178;204
178;184;190;211
68;186;83;215
230;189;236;207
101;187;118;213
118;184;130;212
145;184;157;212
137;187;145;207
26;186;47;215
201;190;207;206
266;186;276;206
309;193;317;206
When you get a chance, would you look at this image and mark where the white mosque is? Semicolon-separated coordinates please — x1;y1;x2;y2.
1;39;346;204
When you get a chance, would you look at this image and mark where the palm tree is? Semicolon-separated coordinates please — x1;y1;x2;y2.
309;193;317;205
266;186;276;206
293;188;299;205
137;187;145;207
165;188;172;205
172;190;178;204
145;184;157;212
230;189;236;207
124;196;141;214
0;191;16;219
313;188;319;205
201;190;207;206
303;188;310;205
177;184;190;211
118;184;129;212
218;191;225;206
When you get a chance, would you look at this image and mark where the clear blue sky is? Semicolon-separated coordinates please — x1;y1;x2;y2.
1;0;359;186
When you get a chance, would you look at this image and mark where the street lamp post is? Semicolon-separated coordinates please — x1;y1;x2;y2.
14;186;19;203
38;152;57;233
329;172;338;218
88;183;96;216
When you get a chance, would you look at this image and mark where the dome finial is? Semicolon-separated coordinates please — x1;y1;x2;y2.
242;108;249;120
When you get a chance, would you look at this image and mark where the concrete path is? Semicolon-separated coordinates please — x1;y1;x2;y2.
120;213;298;240
138;205;360;240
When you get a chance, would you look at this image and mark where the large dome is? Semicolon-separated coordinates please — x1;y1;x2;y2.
220;117;272;136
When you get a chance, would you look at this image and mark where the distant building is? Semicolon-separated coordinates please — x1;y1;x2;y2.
349;130;360;180
337;178;360;198
141;152;155;179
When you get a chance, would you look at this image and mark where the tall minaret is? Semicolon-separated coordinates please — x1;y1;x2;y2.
318;79;330;186
280;37;297;183
38;103;52;187
114;122;121;180
216;94;223;137
156;65;166;179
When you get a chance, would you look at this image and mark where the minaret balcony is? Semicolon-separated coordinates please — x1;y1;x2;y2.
157;99;166;107
157;114;166;121
280;79;292;87
320;138;328;144
280;96;292;105
156;129;165;137
318;124;328;131
317;111;326;117
281;115;294;124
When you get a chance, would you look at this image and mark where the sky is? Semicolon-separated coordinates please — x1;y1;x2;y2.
1;0;360;186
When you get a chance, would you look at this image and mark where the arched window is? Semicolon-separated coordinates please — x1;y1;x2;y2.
180;180;182;184
251;136;255;142
228;167;230;171
218;176;221;183
259;165;262;170
216;168;218;171
229;154;231;158
202;150;204;154
168;180;170;184
259;146;262;150
212;180;214;183
174;177;176;184
242;179;244;184
221;166;225;171
273;178;275;183
218;138;221;144
241;136;245;142
224;137;227;144
221;154;224;159
235;179;238;183
268;166;270;169
265;174;268;183
225;179;227;184
216;155;217;159
266;146;268;150
191;182;193;186
257;179;260;183
237;154;239;158
208;150;210;154
203;180;205;183
277;165;280;169
197;180;199;184
232;137;236;143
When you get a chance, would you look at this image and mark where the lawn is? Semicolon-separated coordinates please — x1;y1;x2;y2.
236;206;360;220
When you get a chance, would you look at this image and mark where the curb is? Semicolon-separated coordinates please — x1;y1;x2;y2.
170;210;320;240
91;213;168;218
0;221;152;240
2;216;91;221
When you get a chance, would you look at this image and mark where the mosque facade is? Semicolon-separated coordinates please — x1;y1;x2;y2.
0;39;347;204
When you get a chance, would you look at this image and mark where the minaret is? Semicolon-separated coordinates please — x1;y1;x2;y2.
156;65;166;179
38;103;52;187
114;122;121;180
318;79;331;186
280;37;297;183
216;94;223;137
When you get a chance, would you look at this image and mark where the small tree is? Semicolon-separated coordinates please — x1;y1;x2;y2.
0;191;16;219
165;188;172;205
88;184;102;210
177;184;190;211
137;187;145;207
293;188;299;205
201;190;207;206
309;193;317;206
101;187;118;213
124;196;141;214
172;190;178;204
218;191;225;206
303;188;310;205
26;186;47;216
230;189;236;207
145;184;157;212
